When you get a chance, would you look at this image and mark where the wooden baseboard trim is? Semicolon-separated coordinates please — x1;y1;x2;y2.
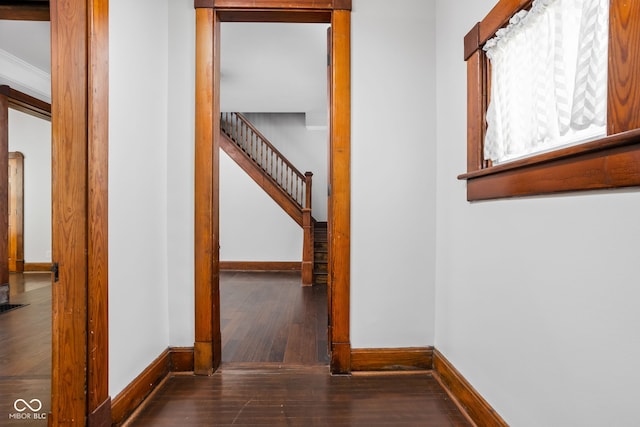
433;349;508;427
111;349;171;425
170;347;195;372
350;347;434;371
23;262;52;272
112;347;195;425
220;261;301;271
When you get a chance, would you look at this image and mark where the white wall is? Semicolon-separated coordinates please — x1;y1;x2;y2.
434;1;640;426
220;150;302;261
350;0;437;348
108;0;171;396
165;0;438;349
166;0;196;348
243;113;328;221
220;113;326;262
8;109;51;263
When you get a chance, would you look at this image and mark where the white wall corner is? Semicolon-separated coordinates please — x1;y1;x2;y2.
305;110;327;130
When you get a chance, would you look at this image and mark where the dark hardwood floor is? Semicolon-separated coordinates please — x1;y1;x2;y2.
128;367;472;427
0;273;51;426
127;272;472;426
220;271;329;365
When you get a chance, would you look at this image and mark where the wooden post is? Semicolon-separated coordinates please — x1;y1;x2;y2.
0;93;8;303
194;5;221;375
302;172;313;286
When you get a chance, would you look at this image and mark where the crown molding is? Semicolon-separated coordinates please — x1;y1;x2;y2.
0;48;51;102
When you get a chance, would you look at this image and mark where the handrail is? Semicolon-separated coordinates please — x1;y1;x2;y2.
221;112;311;209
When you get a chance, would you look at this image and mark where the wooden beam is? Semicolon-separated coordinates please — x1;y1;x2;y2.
0;85;51;121
0;2;50;21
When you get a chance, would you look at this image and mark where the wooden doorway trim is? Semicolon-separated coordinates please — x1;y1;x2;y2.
194;0;352;374
8;151;24;273
49;0;110;425
0;86;52;277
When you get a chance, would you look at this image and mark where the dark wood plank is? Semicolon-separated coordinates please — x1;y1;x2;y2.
0;2;50;21
127;367;472;426
216;9;332;23
220;271;329;365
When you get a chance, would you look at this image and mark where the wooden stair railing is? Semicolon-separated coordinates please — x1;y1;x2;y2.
220;112;315;285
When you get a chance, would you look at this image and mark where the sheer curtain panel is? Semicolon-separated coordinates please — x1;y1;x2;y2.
483;0;609;163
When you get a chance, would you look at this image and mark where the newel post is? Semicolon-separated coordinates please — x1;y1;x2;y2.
302;172;314;286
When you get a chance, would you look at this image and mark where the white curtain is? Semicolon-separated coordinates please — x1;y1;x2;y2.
483;0;609;163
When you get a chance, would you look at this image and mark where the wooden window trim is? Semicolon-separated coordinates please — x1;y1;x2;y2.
459;0;640;201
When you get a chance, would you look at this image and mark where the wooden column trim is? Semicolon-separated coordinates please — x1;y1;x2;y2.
466;50;486;173
50;0;89;423
194;7;221;375
329;9;351;374
8;152;24;273
87;0;111;424
0;94;8;291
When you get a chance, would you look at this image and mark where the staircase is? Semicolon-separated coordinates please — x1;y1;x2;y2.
313;222;328;285
220;112;317;285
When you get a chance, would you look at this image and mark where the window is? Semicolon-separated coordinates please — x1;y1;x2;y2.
459;0;640;201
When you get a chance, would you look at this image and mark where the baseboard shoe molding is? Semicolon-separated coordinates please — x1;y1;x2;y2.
433;349;509;427
220;261;301;271
111;348;172;425
113;347;195;425
23;262;52;272
350;347;434;371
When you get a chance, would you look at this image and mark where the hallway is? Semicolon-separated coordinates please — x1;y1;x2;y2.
126;272;472;426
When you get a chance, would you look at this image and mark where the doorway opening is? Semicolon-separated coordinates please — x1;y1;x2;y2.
194;4;351;375
218;21;330;366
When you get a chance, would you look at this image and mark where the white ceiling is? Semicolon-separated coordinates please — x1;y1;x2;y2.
221;22;328;115
0;20;51;101
0;20;328;117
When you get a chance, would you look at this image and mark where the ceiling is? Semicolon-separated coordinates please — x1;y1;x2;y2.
0;19;328;118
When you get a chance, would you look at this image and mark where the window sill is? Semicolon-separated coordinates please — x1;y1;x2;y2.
457;129;640;201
